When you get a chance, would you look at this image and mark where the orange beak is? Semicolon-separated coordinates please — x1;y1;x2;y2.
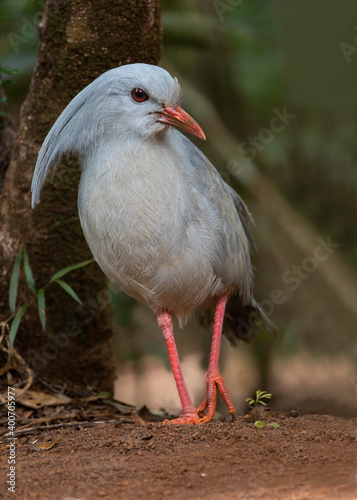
157;105;206;140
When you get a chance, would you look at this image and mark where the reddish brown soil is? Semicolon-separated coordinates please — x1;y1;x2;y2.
1;413;356;499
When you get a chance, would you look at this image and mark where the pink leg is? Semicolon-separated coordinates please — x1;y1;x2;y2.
157;311;199;425
197;295;235;423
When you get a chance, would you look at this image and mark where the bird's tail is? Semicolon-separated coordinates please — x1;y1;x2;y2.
222;295;277;344
197;294;276;344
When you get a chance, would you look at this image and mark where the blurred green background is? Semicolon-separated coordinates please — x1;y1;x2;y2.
1;0;357;416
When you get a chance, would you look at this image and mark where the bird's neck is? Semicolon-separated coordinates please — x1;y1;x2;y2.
83;129;181;175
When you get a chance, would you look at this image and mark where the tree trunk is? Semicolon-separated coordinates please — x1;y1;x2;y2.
0;0;162;392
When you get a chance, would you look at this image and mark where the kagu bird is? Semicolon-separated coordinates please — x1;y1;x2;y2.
32;63;274;424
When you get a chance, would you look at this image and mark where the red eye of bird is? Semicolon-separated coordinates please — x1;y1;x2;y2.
131;88;149;102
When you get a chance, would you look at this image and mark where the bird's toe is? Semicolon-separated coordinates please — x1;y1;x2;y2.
163;412;200;425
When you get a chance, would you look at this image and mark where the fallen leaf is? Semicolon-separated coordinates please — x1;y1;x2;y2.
17;390;71;409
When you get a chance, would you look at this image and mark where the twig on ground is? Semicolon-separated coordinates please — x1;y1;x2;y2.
0;418;131;438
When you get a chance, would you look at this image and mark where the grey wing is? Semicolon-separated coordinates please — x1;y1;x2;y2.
180;136;276;340
182;135;254;303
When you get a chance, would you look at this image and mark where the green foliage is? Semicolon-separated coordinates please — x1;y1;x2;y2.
37;288;46;331
0;66;20;76
254;419;280;442
96;391;112;400
254;421;280;429
23;248;36;295
2;246;94;359
246;389;272;410
246;389;280;440
8;305;27;358
0;66;20;117
50;259;93;282
8;245;23;313
54;279;82;304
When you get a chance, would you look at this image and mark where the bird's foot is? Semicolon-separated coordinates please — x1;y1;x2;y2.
163;409;200;425
197;370;235;424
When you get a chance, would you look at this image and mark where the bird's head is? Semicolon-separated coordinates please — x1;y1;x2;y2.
99;63;206;142
31;63;205;206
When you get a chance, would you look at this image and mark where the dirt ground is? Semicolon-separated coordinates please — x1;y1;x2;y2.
1;409;356;500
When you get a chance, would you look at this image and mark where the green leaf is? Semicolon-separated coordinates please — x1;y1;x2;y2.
38;289;46;331
55;279;82;304
9;305;27;357
23;249;36;295
50;259;94;282
0;66;20;75
254;421;265;428
0;110;6;117
9;246;24;313
96;391;112;400
268;422;280;428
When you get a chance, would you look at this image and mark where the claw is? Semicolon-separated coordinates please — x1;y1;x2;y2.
163;412;200;425
197;370;235;424
197;397;208;417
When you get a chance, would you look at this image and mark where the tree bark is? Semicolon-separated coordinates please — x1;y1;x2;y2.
0;0;162;391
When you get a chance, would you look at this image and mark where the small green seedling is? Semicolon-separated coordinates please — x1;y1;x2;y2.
254;420;280;441
254;420;280;429
246;390;280;440
246;389;272;418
